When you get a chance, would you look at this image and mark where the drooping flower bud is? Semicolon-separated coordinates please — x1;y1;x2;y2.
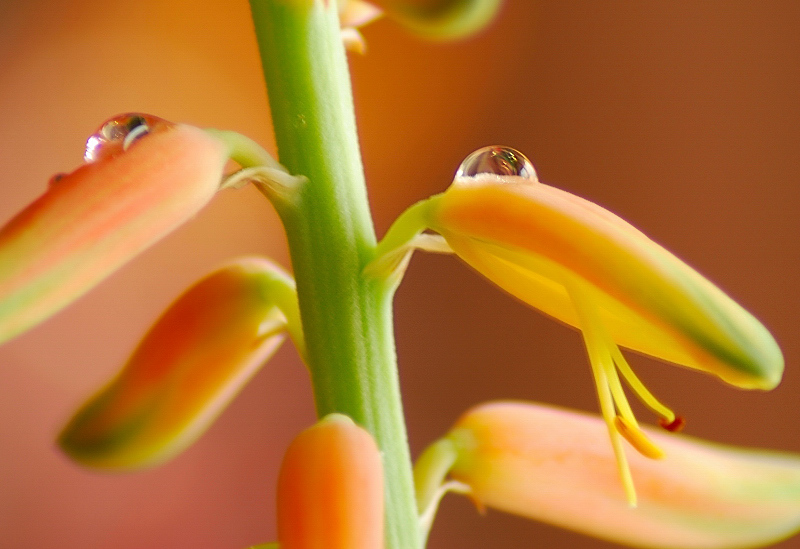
59;258;298;470
434;401;800;549
0;114;230;345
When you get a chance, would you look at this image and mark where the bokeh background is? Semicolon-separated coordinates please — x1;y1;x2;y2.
0;1;799;548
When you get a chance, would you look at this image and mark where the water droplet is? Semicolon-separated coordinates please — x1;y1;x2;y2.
456;146;537;182
84;113;173;163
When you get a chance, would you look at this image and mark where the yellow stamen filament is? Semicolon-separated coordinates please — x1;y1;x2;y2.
566;278;674;507
610;344;676;423
614;416;666;460
569;279;637;506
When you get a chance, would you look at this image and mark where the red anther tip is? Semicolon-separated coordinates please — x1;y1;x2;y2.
659;416;686;433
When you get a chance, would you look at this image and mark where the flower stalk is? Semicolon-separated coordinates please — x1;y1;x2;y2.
248;1;419;548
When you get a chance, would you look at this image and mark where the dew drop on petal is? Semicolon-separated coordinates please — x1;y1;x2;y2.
456;146;538;182
84;113;173;163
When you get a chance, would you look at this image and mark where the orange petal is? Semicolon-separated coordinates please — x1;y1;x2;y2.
0;114;229;344
277;414;384;549
446;401;800;549
58;258;292;470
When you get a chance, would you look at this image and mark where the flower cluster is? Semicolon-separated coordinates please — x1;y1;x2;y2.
0;112;796;547
0;1;796;547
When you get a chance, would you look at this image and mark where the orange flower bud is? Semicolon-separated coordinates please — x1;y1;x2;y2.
277;414;384;549
59;258;295;470
0;114;229;344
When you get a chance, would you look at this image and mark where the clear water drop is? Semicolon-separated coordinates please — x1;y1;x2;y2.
455;146;537;182
84;113;173;163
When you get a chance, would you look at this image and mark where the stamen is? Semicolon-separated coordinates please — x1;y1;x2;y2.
610;344;677;424
598;368;638;507
604;353;637;426
614;416;665;460
568;280;638;506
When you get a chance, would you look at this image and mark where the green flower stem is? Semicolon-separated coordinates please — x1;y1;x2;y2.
248;2;420;548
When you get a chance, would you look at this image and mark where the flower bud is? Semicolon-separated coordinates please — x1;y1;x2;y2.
59;258;294;470
277;414;384;549
445;401;800;549
0;114;229;345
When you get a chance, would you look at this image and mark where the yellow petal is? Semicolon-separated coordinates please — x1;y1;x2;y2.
446;401;800;549
428;173;783;390
58;258;293;470
0;114;229;345
277;414;384;549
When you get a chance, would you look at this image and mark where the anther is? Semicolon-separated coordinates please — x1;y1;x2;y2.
659;415;687;433
614;416;665;460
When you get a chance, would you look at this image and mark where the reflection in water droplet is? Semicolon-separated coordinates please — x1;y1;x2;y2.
84;113;173;163
456;146;537;182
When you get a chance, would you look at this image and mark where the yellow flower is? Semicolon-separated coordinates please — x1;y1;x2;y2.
59;258;301;470
373;146;783;504
416;401;800;549
0;114;230;345
277;414;384;549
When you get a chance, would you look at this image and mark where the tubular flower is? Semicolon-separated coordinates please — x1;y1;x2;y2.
419;401;800;549
59;258;301;470
0;114;231;345
373;146;783;504
276;414;384;549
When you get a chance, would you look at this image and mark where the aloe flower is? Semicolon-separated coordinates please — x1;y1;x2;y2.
277;414;384;549
0;114;230;345
373;146;783;503
58;258;300;470
415;401;800;549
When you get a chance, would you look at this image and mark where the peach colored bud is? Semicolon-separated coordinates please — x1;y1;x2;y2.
0;115;229;345
58;258;293;470
445;401;800;549
277;414;384;549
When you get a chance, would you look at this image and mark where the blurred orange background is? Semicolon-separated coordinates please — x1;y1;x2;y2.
1;1;799;548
